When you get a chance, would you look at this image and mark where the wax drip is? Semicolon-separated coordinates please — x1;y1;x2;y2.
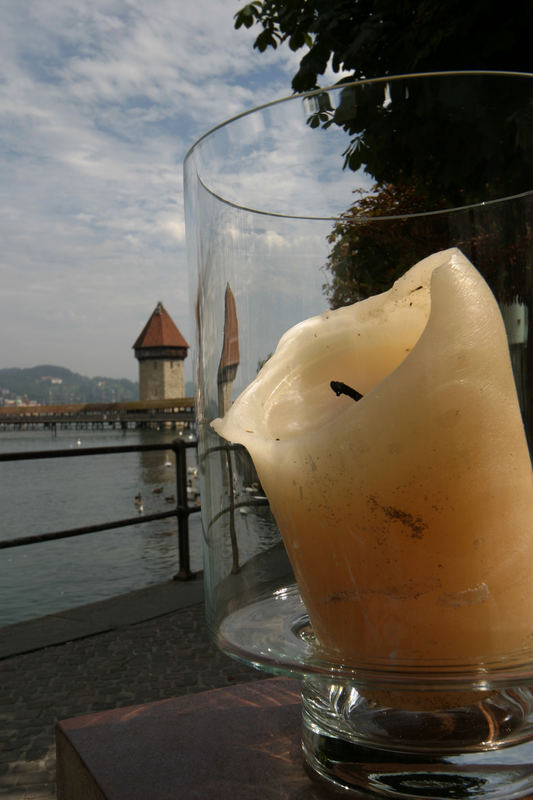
330;381;363;402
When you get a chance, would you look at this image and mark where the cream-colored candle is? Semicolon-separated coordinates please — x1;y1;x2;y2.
212;248;533;667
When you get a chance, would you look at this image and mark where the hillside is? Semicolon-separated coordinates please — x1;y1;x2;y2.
0;366;139;405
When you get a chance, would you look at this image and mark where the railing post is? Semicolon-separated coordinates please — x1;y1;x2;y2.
172;438;195;581
225;445;240;574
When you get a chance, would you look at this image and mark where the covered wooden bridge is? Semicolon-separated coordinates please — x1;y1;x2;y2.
0;397;195;430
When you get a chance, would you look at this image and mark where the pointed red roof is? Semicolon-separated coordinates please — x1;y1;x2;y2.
218;283;239;374
133;302;189;351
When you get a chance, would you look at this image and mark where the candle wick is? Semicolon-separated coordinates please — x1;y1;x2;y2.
330;381;363;402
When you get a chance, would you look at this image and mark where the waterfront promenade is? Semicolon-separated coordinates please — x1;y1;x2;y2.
0;578;262;799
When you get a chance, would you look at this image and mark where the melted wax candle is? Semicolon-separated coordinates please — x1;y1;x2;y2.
212;249;533;668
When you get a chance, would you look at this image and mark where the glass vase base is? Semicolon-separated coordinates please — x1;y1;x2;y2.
302;733;533;800
301;681;533;800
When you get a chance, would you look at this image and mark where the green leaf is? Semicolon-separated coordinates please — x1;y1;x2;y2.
234;4;262;30
288;30;306;50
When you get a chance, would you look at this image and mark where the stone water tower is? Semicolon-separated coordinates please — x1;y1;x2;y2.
133;301;189;401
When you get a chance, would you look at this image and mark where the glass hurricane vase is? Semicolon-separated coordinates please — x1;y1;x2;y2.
184;72;533;799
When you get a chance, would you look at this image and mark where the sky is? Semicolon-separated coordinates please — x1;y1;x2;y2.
0;0;307;383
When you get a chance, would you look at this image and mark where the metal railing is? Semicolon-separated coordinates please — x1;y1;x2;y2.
0;438;199;580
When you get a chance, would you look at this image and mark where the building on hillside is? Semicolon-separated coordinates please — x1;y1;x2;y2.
133;302;189;402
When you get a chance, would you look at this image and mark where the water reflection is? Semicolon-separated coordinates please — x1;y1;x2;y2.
0;427;202;625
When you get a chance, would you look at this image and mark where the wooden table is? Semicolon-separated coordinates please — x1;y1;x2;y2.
56;677;333;799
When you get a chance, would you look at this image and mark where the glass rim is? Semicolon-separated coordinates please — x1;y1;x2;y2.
184;69;533;222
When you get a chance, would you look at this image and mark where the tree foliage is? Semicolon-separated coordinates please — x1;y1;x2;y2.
323;183;447;307
235;0;533;93
234;2;533;305
235;1;533;440
323;182;533;309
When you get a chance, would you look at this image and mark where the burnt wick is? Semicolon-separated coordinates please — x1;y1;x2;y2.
330;381;363;402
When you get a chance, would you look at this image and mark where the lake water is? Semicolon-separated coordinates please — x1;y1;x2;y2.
0;427;203;626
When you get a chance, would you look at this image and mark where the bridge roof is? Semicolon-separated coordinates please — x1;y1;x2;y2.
218;283;239;372
133;302;189;351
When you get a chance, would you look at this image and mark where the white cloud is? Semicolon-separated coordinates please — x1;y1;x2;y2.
0;0;301;381
0;0;354;385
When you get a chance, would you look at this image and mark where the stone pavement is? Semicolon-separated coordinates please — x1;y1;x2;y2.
0;577;263;799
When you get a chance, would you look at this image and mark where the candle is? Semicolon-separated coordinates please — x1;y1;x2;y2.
212;248;533;669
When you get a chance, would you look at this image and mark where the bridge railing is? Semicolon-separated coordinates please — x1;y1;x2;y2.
0;438;199;581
